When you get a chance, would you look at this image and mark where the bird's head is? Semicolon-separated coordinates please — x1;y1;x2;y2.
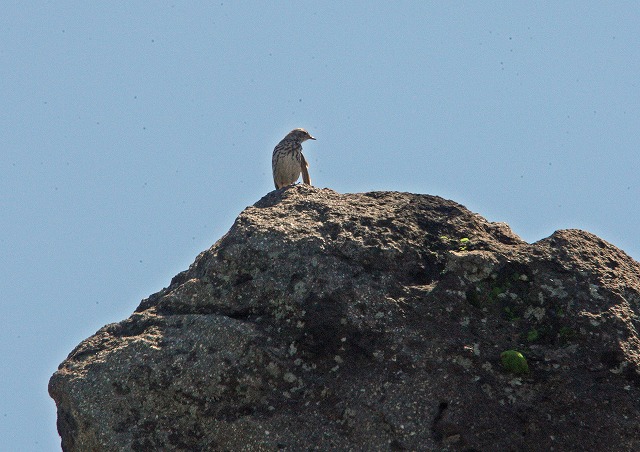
286;128;316;142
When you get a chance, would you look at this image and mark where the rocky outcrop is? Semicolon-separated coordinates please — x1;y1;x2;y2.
49;186;640;451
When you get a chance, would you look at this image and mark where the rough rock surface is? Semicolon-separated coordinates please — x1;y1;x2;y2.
49;186;640;451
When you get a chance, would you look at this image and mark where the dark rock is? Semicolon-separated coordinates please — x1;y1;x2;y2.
49;185;640;451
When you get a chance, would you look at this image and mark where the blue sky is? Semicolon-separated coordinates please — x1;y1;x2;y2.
2;2;639;449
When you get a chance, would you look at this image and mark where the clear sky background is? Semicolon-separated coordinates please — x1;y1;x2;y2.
2;2;639;450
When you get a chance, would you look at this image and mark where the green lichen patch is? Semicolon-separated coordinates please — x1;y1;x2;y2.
526;328;539;342
503;305;520;322
464;264;533;314
438;235;474;252
500;350;530;374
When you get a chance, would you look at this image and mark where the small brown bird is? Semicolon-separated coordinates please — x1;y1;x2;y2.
272;128;316;189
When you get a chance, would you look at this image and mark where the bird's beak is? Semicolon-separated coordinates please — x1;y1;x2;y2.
310;136;316;140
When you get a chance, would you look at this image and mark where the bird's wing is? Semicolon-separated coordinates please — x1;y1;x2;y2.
300;153;311;186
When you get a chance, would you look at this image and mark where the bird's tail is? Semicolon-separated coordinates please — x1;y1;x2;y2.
300;153;311;186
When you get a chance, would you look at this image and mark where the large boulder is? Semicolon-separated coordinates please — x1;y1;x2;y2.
49;186;640;451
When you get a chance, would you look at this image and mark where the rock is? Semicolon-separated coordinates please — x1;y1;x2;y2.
49;185;640;451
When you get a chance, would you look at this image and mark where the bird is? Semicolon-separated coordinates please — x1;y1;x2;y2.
272;128;316;189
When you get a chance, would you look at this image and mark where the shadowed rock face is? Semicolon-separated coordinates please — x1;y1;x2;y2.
49;186;640;451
